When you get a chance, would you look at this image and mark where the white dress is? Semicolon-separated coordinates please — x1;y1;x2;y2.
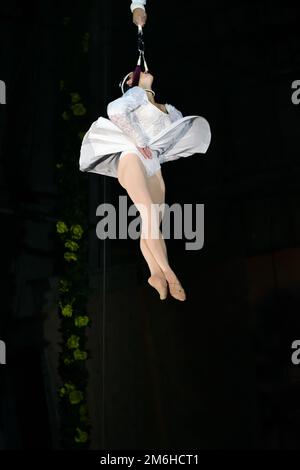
79;86;211;178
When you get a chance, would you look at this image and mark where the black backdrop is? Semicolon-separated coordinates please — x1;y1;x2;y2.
0;0;300;452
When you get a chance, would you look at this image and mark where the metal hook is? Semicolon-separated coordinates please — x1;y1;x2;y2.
137;24;144;50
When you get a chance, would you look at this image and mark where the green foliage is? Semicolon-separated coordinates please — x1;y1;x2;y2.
55;12;92;449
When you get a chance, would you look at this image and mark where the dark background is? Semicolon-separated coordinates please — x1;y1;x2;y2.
0;0;300;450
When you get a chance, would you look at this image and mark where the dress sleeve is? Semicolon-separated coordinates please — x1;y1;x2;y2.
165;104;184;123
107;86;150;148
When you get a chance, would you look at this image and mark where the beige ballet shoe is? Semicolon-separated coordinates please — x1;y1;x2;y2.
167;280;186;301
148;275;168;300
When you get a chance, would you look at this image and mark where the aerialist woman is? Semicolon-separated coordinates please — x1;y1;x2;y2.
79;10;211;301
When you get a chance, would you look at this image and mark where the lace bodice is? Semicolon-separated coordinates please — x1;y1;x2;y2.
134;101;172;139
106;86;183;148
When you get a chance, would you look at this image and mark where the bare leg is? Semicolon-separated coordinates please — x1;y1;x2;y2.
139;238;163;276
140;169;168;275
140;170;169;299
118;153;171;272
117;153;186;301
145;170;186;301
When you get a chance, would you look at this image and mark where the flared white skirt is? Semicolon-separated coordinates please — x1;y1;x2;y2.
79;114;211;178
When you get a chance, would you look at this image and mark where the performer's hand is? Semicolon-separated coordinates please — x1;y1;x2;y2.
133;8;147;27
137;146;152;159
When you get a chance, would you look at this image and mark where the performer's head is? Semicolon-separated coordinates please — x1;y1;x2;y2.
127;70;153;88
120;71;154;94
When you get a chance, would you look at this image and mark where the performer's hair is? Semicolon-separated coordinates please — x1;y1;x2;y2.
119;65;141;95
119;72;133;95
